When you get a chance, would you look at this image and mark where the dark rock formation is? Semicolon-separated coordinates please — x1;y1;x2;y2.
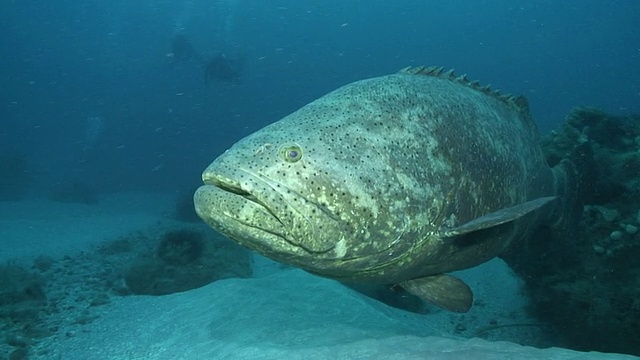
504;107;640;355
124;228;251;295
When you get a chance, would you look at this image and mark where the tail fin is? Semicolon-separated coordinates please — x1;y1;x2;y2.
549;141;597;230
500;141;597;287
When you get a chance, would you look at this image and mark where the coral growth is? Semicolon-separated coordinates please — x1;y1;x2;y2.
0;262;47;358
506;107;640;355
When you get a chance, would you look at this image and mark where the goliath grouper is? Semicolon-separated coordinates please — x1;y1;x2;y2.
194;66;586;312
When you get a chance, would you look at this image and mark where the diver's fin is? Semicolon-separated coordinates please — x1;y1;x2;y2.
399;274;473;313
441;196;557;237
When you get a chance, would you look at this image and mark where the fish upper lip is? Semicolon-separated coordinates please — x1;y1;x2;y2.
203;172;285;226
205;174;250;196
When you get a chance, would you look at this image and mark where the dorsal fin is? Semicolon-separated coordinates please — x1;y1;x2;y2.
398;66;530;115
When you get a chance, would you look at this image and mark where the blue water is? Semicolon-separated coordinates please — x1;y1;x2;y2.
2;2;640;358
1;0;638;192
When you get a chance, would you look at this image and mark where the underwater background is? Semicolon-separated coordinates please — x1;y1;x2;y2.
1;0;638;195
1;1;640;359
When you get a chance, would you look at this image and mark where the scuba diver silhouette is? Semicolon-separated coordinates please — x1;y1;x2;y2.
170;33;244;84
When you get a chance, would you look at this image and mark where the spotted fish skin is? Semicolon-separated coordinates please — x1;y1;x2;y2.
194;66;570;312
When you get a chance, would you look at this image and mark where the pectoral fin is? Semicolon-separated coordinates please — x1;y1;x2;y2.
399;274;473;313
442;196;556;237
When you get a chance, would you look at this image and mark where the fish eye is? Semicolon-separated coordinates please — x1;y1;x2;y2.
280;144;303;163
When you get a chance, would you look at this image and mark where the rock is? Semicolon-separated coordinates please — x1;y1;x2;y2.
593;245;606;254
609;231;623;241
124;228;252;295
0;264;47;308
9;347;28;360
597;206;619;222
624;224;638;235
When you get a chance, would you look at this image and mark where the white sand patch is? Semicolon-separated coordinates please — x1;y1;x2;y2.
34;269;635;360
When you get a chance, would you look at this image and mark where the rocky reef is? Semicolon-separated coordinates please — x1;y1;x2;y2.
0;224;252;358
124;228;252;295
0;262;46;359
503;107;640;355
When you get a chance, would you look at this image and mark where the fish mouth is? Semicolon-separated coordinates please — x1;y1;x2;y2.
202;173;286;229
197;171;417;276
198;171;333;256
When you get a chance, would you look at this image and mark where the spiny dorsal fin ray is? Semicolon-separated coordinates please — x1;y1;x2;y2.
398;66;530;115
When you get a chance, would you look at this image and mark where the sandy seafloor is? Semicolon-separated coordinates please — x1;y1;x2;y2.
0;192;637;360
